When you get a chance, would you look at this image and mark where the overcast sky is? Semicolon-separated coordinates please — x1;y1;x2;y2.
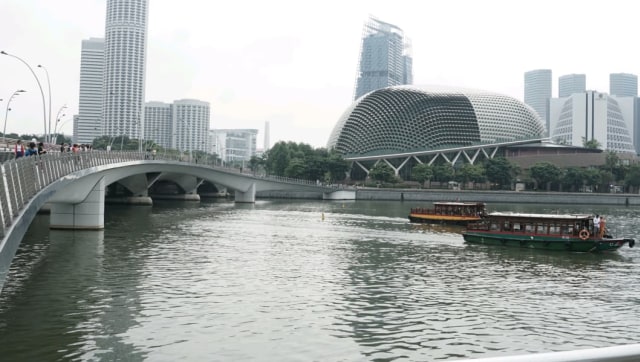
1;0;638;148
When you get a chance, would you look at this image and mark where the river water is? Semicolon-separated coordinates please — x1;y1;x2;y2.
1;200;640;361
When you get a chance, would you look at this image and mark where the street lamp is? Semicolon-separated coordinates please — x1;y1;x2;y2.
3;89;27;145
37;64;52;143
1;51;47;143
52;112;67;143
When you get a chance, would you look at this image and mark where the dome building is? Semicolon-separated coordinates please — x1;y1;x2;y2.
328;86;546;156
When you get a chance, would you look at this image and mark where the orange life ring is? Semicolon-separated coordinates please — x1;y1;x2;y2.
579;229;590;240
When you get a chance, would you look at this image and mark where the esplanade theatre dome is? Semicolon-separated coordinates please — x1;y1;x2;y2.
327;86;546;156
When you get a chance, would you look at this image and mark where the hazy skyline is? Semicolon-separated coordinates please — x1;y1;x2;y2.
1;0;639;148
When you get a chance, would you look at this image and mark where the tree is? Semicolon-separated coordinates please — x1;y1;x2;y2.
411;163;433;188
582;137;601;149
264;141;291;176
369;162;396;183
529;162;562;191
484;157;518;189
325;151;349;183
454;163;485;187
562;167;585;192
284;158;306;178
432;164;454;183
583;168;602;191
625;164;640;193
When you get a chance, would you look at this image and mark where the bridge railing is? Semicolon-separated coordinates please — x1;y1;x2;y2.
0;150;334;239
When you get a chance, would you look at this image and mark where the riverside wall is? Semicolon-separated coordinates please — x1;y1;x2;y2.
257;189;640;206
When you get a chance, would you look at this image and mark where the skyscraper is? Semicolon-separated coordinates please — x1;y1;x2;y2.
558;74;586;97
524;69;552;134
354;17;412;100
75;37;104;144
102;0;149;143
610;73;638;97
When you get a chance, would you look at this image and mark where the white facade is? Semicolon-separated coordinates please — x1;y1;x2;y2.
144;101;172;149
173;99;210;153
102;0;149;142
524;69;552;134
211;129;258;163
549;91;635;153
75;37;104;144
610;73;638;97
558;74;586;98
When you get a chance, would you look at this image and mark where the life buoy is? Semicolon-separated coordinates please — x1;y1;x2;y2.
579;229;590;240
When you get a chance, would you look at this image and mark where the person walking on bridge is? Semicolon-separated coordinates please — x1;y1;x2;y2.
14;140;25;158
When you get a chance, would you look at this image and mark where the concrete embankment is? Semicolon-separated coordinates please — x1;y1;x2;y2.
258;188;640;206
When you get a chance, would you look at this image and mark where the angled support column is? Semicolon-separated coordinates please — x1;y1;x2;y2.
50;177;105;230
234;182;256;203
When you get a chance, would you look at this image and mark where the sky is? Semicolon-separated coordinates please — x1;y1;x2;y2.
1;0;639;149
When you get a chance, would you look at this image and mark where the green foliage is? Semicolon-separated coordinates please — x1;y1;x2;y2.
369;162;396;183
529;162;562;190
562;167;585;191
582;137;601;149
484;157;518;189
411;163;433;187
432;164;454;182
262;141;349;182
454;164;486;185
625;164;640;189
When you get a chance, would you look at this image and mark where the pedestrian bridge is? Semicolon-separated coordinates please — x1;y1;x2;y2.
0;151;347;291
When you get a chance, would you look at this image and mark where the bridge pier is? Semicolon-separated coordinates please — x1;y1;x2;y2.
50;178;105;230
234;183;256;203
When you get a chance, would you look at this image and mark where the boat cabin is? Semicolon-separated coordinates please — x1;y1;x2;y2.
467;212;602;238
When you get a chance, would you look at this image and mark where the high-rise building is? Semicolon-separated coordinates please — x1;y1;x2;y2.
610;73;638;97
353;17;412;100
264;121;270;151
75;37;104;144
549;91;635;153
102;0;149;143
524;69;552;134
173;99;210;153
144;101;172;149
211;129;258;163
558;74;586;97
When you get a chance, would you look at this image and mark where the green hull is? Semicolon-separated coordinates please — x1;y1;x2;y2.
462;232;632;252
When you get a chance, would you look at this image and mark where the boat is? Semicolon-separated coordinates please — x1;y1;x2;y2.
408;202;487;225
462;212;636;252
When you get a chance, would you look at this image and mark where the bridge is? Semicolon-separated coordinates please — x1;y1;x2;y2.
0;151;346;291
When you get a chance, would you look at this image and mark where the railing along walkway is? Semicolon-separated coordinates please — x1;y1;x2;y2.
0;151;333;239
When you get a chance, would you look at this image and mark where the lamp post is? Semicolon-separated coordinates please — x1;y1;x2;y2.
37;64;52;143
53;117;72;144
52;113;67;144
1;51;47;143
3;89;27;145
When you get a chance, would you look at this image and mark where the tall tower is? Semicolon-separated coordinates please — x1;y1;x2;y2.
102;0;149;143
75;37;104;144
354;17;412;100
558;74;586;98
524;69;552;134
264;121;270;151
610;73;638;97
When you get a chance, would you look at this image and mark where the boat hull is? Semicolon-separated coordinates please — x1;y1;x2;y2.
462;232;632;252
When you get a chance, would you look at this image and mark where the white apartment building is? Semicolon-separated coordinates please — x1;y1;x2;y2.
144;102;172;149
210;129;258;164
74;37;104;144
102;0;149;141
549;91;635;153
173;99;210;153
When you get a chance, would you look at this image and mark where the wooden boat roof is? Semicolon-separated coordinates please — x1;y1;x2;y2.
433;202;485;206
487;212;592;221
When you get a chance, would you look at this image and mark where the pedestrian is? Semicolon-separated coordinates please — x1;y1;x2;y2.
599;216;606;238
593;214;601;236
25;142;38;156
14;140;25;158
37;142;47;155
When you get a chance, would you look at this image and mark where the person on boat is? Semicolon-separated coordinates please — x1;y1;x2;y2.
599;216;606;238
593;214;601;235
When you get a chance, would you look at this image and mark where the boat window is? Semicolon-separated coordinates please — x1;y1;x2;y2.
549;224;561;234
490;222;500;231
512;222;521;231
503;222;511;231
536;223;548;234
525;224;534;232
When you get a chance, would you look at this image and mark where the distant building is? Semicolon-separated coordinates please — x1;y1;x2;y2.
353;16;412;100
549;91;635;153
264;121;270;151
102;0;149;141
74;37;104;144
610;73;638;97
144;101;172;149
211;129;258;164
524;69;552;134
143;99;210;153
558;74;586;97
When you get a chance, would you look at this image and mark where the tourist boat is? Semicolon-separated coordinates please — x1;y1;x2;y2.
408;202;487;225
462;212;636;252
